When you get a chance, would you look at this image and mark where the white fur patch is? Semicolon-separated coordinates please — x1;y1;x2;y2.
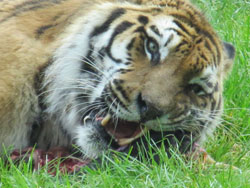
42;4;136;158
75;125;105;159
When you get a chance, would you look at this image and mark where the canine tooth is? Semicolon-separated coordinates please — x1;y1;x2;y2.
83;116;91;125
101;114;111;126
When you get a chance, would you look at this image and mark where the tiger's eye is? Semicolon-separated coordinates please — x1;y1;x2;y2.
189;84;206;96
147;39;158;53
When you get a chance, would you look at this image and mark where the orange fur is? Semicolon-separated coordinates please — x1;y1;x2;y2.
0;0;234;156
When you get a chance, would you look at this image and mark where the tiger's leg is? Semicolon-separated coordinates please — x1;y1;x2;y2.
34;119;72;150
0;80;40;154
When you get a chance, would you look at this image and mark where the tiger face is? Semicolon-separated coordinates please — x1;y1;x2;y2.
39;0;235;158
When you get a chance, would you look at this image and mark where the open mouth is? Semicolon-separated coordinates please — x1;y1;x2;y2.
100;114;148;146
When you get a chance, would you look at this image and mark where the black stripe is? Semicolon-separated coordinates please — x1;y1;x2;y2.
134;26;148;37
36;24;55;38
193;57;200;71
210;98;216;112
84;8;126;68
170;14;197;32
116;69;133;74
106;21;134;63
214;82;219;92
200;31;221;63
98;48;106;61
116;85;130;102
173;19;191;36
205;40;215;59
0;0;65;24
113;79;124;84
174;40;188;52
81;46;97;74
200;77;208;81
205;40;212;51
106;95;118;110
150;25;161;36
197;120;206;126
200;53;208;61
125;62;131;65
90;8;126;37
165;28;185;38
108;83;129;111
205;40;216;63
127;37;136;50
196;38;203;44
164;34;174;47
138;15;149;25
127;57;132;61
206;81;213;88
113;79;130;102
170;14;221;63
34;57;54;111
0;5;44;24
15;0;65;10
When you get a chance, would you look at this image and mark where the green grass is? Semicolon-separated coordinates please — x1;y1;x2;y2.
0;0;249;187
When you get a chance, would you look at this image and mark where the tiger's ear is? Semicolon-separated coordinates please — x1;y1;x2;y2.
222;41;235;78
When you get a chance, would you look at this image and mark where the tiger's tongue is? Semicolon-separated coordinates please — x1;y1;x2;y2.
99;114;148;146
105;120;142;139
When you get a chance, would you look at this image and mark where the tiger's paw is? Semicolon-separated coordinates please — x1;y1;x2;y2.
187;143;241;172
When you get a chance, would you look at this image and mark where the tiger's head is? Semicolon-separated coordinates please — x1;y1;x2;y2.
44;1;235;158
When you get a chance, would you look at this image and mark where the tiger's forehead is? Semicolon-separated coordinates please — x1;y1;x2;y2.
147;16;181;41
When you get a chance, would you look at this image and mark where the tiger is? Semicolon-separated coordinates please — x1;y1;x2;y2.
0;0;235;159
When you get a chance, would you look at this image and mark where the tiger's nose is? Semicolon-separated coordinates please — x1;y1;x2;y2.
136;93;163;122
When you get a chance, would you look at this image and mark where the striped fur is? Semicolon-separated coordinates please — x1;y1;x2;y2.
0;0;235;158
